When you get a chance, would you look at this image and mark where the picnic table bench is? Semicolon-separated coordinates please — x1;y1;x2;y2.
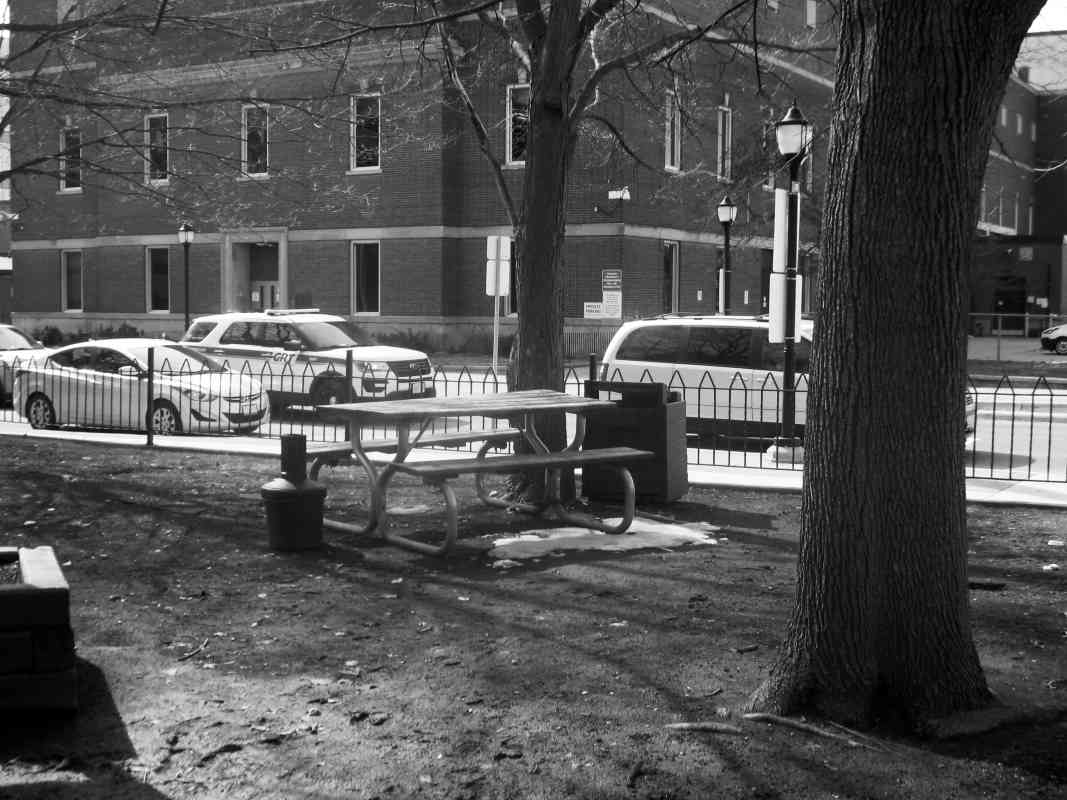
316;390;656;556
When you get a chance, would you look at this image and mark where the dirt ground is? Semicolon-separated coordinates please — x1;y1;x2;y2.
0;436;1065;800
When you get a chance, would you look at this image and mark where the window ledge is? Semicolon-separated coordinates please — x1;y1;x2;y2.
237;173;270;182
346;167;382;175
57;188;83;195
503;162;525;170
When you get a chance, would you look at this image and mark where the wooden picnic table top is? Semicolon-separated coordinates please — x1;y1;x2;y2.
317;389;616;424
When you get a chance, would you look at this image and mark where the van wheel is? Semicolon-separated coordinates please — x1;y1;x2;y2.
1055;338;1067;356
151;400;182;434
312;378;347;406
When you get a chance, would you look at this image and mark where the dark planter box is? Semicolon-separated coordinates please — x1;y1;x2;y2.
0;546;77;710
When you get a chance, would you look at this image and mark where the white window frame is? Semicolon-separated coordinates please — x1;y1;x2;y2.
350;240;381;315
506;84;530;166
663;240;679;313
1028;203;1034;235
1016;112;1023;135
58;127;82;193
146;247;170;312
1030;120;1037;142
349;93;381;172
999;106;1007;127
61;250;84;311
716;103;733;180
242;103;269;177
767;0;779;11
665;90;681;172
145;112;169;184
805;0;817;28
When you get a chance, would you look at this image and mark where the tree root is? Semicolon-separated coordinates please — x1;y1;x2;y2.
664;721;744;734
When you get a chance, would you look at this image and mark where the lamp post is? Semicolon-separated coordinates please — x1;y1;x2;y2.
178;222;195;331
774;103;811;447
716;195;737;314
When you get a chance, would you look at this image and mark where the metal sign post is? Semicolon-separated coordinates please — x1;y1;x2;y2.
485;235;511;374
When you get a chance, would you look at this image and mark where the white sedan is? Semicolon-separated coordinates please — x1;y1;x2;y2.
0;324;51;407
13;338;268;435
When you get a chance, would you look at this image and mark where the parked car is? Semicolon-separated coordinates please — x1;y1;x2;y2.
598;314;975;446
179;308;435;412
1039;322;1067;355
0;324;51;407
13;338;268;434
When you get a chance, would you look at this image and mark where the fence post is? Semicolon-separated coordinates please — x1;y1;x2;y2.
344;350;354;441
145;347;155;446
588;353;597;383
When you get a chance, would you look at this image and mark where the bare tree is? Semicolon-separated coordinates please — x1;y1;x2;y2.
745;0;1048;732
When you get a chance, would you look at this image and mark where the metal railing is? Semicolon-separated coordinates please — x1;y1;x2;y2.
3;350;1066;483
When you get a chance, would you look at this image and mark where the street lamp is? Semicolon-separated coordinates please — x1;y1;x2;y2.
178;222;195;331
774;103;812;448
716;195;737;314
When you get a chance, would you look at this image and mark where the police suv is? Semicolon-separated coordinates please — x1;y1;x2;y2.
180;309;435;412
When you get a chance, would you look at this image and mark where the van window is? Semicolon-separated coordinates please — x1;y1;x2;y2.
754;330;811;372
615;325;685;362
684;326;753;367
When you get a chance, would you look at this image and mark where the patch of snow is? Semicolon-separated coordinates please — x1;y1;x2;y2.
488;518;720;560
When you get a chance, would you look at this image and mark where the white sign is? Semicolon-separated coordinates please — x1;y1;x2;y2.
601;290;622;319
768;273;803;344
584;302;604;318
485;235;511;296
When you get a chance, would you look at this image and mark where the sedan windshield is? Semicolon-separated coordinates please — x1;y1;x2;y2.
126;344;226;374
0;327;42;351
296;321;362;350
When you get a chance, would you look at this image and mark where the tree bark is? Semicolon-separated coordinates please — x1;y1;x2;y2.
748;0;1045;731
508;1;582;494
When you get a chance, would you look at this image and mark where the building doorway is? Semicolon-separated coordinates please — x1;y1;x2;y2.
228;241;281;311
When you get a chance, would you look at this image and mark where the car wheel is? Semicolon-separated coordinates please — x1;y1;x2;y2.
26;393;56;429
312;377;347;406
1055;339;1067;356
151;400;183;435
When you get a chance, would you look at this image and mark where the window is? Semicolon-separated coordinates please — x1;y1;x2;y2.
662;241;679;313
805;0;817;28
716;104;732;180
351;241;380;314
145;113;168;182
242;104;269;175
665;90;681;171
1016;112;1023;135
59;127;81;191
1030;120;1037;142
685;327;753;368
999;106;1007;127
616;326;685;362
62;251;83;311
767;0;779;10
146;247;169;311
755;330;811;372
350;94;380;170
1028;203;1034;235
1014;193;1020;232
506;84;530;165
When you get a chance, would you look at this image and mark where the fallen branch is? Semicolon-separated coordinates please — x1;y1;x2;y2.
665;721;744;734
742;712;875;749
177;638;208;662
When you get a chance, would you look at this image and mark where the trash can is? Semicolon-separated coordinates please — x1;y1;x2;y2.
261;434;328;551
581;380;688;503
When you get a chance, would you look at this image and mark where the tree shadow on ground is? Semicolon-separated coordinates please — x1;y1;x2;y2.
924;715;1067;785
0;658;170;799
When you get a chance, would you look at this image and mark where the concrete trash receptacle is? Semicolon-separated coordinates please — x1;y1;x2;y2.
581;381;688;503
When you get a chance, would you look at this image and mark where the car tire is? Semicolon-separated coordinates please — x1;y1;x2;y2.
26;393;56;429
312;377;347;407
1055;338;1067;356
150;400;183;435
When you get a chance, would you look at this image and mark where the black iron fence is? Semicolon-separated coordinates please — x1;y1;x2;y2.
3;350;1066;483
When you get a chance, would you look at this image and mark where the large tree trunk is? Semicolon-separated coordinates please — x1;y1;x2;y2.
748;0;1044;731
509;1;581;495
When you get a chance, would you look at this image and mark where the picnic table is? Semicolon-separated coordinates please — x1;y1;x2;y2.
315;389;654;555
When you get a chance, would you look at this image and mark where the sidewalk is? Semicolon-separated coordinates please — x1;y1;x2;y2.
4;421;1066;510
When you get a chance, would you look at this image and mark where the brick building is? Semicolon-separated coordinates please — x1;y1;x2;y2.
4;2;1065;351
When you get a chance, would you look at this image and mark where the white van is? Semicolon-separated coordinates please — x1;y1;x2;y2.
598;315;814;446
